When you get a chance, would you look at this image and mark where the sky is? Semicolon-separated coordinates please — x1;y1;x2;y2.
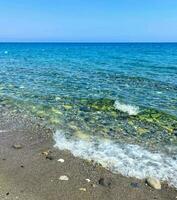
0;0;177;42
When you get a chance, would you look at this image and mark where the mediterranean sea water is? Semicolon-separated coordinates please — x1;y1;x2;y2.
0;43;177;187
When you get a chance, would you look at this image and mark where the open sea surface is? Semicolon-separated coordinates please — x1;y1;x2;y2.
0;43;177;187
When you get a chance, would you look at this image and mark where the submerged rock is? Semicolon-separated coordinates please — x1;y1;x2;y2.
63;104;72;109
146;177;161;190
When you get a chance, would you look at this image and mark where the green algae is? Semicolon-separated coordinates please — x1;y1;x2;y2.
1;95;177;150
134;109;177;135
86;98;115;112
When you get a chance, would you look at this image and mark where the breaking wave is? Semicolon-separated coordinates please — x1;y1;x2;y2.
114;100;139;115
54;130;177;188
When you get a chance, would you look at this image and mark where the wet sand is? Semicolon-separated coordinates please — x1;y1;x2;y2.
0;112;177;200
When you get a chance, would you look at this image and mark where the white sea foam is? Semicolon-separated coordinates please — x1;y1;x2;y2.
54;130;177;188
114;100;139;115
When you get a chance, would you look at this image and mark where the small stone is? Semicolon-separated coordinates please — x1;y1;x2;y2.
91;184;96;188
98;177;111;187
85;179;91;183
12;144;22;149
42;150;51;156
59;175;69;181
58;158;64;163
99;178;105;186
130;182;140;188
46;155;54;160
79;188;86;192
146;177;161;190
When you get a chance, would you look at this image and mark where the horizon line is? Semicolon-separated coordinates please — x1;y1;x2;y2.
0;41;177;44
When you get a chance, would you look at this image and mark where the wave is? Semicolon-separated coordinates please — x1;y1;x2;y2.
54;130;177;188
114;100;139;115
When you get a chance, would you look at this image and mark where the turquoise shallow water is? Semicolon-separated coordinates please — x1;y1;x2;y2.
0;43;177;114
1;43;177;186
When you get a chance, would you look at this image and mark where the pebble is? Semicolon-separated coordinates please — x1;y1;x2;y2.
146;177;161;190
130;182;140;188
42;150;51;156
98;177;111;187
59;175;69;181
79;188;86;192
46;155;54;160
12;144;22;149
58;158;65;163
85;179;91;183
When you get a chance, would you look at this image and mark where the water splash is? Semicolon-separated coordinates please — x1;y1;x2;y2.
114;100;139;115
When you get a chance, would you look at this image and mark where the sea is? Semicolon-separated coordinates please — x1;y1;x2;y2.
0;43;177;187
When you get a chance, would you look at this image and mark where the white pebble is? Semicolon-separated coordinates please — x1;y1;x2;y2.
85;179;91;182
146;177;161;190
79;188;86;192
59;175;69;181
58;158;65;163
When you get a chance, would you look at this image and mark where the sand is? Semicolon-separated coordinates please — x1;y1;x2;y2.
0;111;177;200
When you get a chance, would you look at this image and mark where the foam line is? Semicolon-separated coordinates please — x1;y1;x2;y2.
54;130;177;188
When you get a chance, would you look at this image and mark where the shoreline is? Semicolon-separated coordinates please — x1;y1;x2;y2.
0;112;177;200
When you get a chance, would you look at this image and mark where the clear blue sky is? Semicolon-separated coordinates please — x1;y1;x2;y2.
0;0;177;42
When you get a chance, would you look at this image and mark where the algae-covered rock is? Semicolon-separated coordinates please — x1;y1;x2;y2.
135;127;148;135
51;107;62;115
36;110;46;118
87;98;115;112
136;109;177;136
63;104;72;109
50;118;60;125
